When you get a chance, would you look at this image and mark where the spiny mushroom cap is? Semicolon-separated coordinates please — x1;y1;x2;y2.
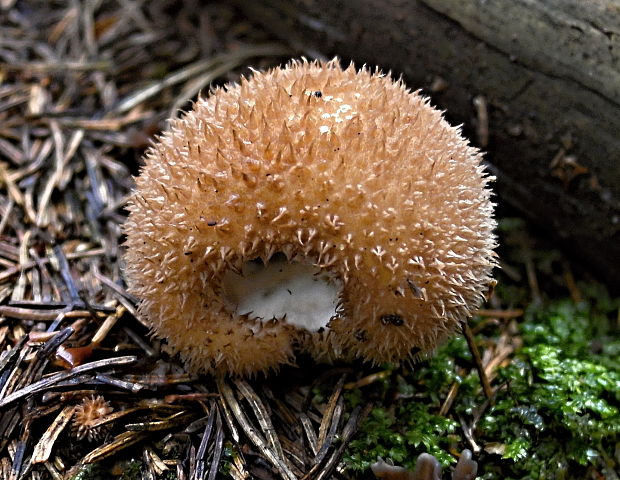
123;59;497;376
72;395;113;441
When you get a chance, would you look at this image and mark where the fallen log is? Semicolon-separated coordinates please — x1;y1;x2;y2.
235;0;620;286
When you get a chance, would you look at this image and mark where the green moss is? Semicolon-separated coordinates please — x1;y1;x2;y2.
343;283;619;479
68;460;142;480
162;471;178;480
343;345;467;471
345;402;458;471
119;460;143;480
69;464;102;480
479;292;619;478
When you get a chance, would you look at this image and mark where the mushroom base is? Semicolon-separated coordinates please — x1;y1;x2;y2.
222;255;342;332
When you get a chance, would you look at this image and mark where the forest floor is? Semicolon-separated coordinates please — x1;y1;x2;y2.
0;2;618;480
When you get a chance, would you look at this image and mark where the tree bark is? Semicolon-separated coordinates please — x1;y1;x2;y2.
235;0;620;285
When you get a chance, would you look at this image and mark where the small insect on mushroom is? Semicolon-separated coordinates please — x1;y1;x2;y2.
123;59;497;376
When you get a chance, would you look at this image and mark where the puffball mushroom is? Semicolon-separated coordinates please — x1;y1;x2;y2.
123;59;497;376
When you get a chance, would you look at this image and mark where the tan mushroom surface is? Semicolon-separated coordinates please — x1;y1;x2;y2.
123;59;497;376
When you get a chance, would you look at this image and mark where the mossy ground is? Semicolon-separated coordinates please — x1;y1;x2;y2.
341;218;620;479
62;218;620;480
1;2;618;478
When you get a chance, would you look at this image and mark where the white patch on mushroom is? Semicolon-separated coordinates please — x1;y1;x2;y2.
318;103;357;128
222;257;341;331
